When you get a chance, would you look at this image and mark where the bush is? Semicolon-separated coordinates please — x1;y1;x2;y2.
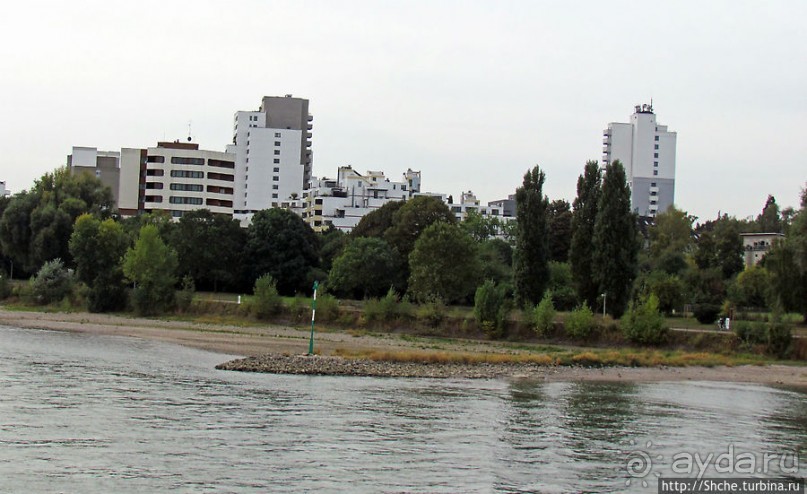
30;259;74;305
474;280;508;339
533;291;556;337
767;314;792;358
733;320;767;345
315;293;340;322
287;295;310;322
252;274;282;320
693;303;721;325
0;272;10;300
417;298;446;327
565;303;595;340
621;294;668;345
175;276;195;313
363;288;403;323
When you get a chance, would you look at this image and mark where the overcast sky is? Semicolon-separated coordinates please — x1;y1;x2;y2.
1;1;804;222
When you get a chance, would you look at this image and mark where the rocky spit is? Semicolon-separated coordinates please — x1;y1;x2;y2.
215;354;546;379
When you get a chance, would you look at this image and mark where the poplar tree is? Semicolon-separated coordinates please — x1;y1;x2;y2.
513;165;550;307
569;161;602;308
592;160;638;317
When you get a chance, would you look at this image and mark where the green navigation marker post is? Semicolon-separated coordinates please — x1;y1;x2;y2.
308;280;319;355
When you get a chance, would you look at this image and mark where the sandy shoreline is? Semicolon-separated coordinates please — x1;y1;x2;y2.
2;308;806;387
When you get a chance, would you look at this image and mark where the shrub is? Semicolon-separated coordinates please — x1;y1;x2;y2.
252;274;282;320
417;298;446;327
315;293;340;322
30;259;74;305
733;320;767;345
621;294;668;345
0;272;10;300
533;291;556;337
287;295;310;322
175;276;195;313
565;303;595;340
693;303;721;325
364;288;403;323
474;280;508;339
766;314;792;358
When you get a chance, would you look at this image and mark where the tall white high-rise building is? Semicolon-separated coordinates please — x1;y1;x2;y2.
228;95;313;223
603;103;677;217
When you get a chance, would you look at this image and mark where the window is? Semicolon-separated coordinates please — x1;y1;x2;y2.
171;157;205;166
147;155;165;163
654;135;659;141
272;193;278;199
650;200;657;205
144;195;163;203
170;183;203;192
272;185;279;190
653;170;658;176
274;132;281;138
654;162;658;167
273;167;279;172
654;153;659;158
650;191;657;196
169;196;204;205
170;170;204;179
651;182;657;187
273;159;280;164
145;182;163;189
274;150;280;155
272;176;279;181
654;144;659;150
208;159;235;169
274;141;281;146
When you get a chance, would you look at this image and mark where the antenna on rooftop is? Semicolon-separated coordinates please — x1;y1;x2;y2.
187;120;193;142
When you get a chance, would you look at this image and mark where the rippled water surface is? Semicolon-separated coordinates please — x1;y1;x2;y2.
0;326;805;493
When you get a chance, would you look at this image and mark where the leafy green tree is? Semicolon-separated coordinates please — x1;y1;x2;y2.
513;165;550;307
694;215;744;279
648;206;694;259
460;209;501;242
636;270;686;314
69;214;129;312
407;222;480;304
756;195;782;233
251;274;282;319
473;280;508;339
351;200;405;238
731;265;771;308
765;237;806;319
548;261;578;311
168;209;245;292
0;168;115;274
319;225;348;273
385;196;456;259
328;237;404;299
478;238;514;289
547;199;573;262
592;160;638;318
244;208;320;295
533;291;556;336
569;161;602;308
122;224;178;315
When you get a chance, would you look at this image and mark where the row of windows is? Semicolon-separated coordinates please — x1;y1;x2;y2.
166;170;235;182
146;155;232;167
170;183;203;192
169;196;204;205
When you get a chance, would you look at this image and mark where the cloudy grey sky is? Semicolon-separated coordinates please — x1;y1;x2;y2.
1;1;804;222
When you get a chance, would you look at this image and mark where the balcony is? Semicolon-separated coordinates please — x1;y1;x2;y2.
307;115;313;122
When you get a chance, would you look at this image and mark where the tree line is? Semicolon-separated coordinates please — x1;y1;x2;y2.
0;164;805;326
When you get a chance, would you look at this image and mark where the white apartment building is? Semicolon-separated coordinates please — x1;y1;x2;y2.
0;181;10;197
302;166;421;232
741;232;785;268
228;95;313;224
603;103;677;217
117;141;236;218
447;191;506;221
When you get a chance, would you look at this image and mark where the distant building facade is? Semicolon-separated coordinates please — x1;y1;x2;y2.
741;232;785;267
227;95;313;223
488;194;516;218
301;166;420;232
67;146;122;204
603;103;677;217
448;191;506;222
0;181;11;197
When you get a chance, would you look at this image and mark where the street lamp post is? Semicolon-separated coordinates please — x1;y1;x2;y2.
602;292;606;317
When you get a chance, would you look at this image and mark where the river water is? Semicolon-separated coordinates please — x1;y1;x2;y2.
0;326;805;493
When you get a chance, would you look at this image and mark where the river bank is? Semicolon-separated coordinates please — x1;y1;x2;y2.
2;308;806;386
